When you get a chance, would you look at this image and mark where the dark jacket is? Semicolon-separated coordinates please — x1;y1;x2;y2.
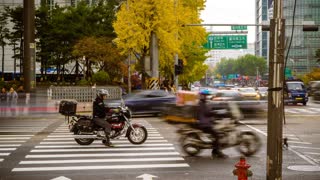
93;97;111;118
197;100;214;127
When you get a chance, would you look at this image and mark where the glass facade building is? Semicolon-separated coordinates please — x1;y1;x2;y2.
255;0;320;75
255;0;269;61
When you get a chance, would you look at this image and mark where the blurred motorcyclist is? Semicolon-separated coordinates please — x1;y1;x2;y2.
197;89;227;158
93;89;115;147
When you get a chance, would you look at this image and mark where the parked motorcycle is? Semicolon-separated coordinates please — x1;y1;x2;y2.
177;120;261;157
59;100;148;145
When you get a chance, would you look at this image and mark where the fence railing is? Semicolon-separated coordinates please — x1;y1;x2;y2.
48;86;122;102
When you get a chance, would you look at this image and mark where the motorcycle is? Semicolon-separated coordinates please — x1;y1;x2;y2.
177;120;261;157
60;100;148;146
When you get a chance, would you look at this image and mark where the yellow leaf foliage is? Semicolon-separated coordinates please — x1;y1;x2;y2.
113;0;208;80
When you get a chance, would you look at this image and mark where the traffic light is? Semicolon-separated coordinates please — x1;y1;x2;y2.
175;59;184;75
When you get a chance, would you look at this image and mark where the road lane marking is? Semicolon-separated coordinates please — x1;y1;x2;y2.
304;152;320;155
0;144;21;147
0;148;17;151
0;153;10;156
0;137;30;140
288;141;312;145
43;137;164;141
47;134;161;138
291;146;320;150
26;152;181;158
31;147;175;152
12;163;189;172
0;135;33;137
20;157;185;164
39;140;168;144
35;143;174;148
0;141;26;143
288;148;318;166
50;131;159;135
241;121;319;167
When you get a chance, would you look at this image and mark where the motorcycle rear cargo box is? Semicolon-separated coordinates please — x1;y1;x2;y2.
59;100;77;116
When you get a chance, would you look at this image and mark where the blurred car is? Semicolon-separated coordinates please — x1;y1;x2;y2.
210;89;266;119
257;87;268;100
308;81;320;96
121;90;176;116
238;87;261;100
314;89;320;103
211;90;243;101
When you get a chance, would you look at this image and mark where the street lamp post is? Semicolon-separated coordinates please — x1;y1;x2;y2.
290;58;295;76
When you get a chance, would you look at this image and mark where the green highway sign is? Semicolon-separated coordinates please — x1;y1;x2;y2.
231;25;248;30
204;35;247;49
285;68;292;77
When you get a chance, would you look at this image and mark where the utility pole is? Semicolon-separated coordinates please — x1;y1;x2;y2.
23;0;36;97
267;0;285;179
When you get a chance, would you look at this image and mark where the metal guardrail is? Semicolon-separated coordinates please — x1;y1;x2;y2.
48;86;122;102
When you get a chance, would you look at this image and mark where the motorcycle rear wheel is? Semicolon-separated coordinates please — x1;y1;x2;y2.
74;130;94;145
180;133;202;156
183;143;201;156
127;126;148;144
237;131;261;156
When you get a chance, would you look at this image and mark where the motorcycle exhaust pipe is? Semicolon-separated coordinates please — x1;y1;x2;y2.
71;135;105;139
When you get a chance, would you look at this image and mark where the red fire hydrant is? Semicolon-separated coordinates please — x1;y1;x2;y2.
233;156;253;180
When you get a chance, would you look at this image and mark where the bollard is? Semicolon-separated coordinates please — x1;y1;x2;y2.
233;156;253;180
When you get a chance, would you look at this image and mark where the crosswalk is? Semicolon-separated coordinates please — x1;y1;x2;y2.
12;120;189;173
0;119;52;164
0;136;28;163
284;107;320;114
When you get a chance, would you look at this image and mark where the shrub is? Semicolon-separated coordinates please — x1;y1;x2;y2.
77;78;91;86
92;71;110;85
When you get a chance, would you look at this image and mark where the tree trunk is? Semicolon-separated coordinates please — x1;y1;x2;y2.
1;45;4;81
13;43;16;80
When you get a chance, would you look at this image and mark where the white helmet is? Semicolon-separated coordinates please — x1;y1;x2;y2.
97;89;110;98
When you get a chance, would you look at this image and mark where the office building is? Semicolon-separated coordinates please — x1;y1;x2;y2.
255;0;320;75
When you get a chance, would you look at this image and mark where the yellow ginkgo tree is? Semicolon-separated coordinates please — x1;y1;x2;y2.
113;0;208;87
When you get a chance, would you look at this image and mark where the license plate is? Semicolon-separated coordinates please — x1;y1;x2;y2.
295;98;303;100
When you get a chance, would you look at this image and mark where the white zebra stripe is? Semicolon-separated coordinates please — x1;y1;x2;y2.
26;152;180;158
19;157;185;164
0;144;21;147
12;163;189;172
30;147;175;152
0;148;17;151
43;137;164;141
0;153;10;156
39;140;168;144
35;143;173;148
0;137;30;140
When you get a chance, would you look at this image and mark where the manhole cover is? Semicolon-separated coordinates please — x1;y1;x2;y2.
287;165;320;172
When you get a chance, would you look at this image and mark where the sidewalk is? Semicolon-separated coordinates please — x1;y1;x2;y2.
0;90;93;117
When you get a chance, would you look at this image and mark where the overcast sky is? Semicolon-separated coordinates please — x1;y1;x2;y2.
200;0;256;43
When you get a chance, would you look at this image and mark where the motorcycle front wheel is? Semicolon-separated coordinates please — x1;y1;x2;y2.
237;131;262;156
127;126;148;144
74;129;94;145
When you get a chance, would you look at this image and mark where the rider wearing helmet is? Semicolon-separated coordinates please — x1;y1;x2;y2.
198;89;227;158
93;89;113;146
